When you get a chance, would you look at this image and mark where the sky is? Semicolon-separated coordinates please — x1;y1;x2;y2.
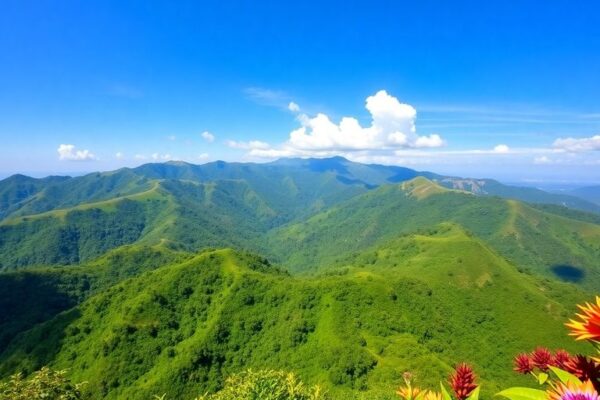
1;1;599;185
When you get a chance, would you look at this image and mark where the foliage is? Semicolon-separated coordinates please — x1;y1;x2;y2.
1;159;600;399
498;296;600;400
194;369;326;400
0;367;85;400
0;238;589;399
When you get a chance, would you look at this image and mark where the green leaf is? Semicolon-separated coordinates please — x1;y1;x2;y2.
466;386;480;400
549;366;582;385
537;372;548;385
440;383;453;400
495;387;547;400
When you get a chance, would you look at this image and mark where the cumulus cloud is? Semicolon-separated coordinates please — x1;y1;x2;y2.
244;90;446;161
198;153;210;161
284;90;444;152
115;152;125;160
201;131;215;143
57;144;96;161
553;135;600;152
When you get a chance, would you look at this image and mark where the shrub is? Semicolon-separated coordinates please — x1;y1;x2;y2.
0;367;85;400
194;369;327;400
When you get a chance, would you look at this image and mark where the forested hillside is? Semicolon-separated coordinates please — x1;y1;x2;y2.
0;158;599;399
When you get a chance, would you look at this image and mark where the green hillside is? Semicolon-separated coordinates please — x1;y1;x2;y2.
270;178;600;289
1;157;597;224
1;159;599;399
0;244;193;353
0;237;590;399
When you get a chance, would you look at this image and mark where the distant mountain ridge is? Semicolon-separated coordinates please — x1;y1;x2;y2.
1;157;598;221
1;157;599;272
568;185;600;205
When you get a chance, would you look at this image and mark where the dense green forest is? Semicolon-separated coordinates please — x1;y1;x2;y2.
0;157;599;399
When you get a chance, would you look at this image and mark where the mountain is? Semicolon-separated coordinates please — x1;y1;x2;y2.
0;174;71;219
568;185;600;205
269;177;600;289
1;157;597;223
0;241;589;399
1;158;599;272
437;177;600;214
1;158;600;399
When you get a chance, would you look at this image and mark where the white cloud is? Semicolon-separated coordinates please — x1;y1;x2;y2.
493;144;510;153
415;134;445;148
166;135;176;141
288;102;300;112
265;90;445;155
134;154;147;160
553;135;600;152
115;152;124;160
57;144;97;161
201;131;215;143
226;140;270;150
198;153;210;161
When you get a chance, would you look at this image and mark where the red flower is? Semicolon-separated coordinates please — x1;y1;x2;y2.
514;353;534;374
531;347;553;371
564;355;600;392
552;350;572;370
449;363;478;400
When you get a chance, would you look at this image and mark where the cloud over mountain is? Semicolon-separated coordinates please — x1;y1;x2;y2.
245;90;445;159
287;90;444;151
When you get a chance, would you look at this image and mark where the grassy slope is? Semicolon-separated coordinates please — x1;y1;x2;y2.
0;237;590;399
269;178;600;290
0;244;193;353
0;178;284;270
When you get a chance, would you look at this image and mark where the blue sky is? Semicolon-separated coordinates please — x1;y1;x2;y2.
1;1;599;184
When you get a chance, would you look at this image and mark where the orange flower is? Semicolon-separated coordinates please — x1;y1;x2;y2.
548;380;600;400
396;385;422;400
566;297;600;342
423;390;443;400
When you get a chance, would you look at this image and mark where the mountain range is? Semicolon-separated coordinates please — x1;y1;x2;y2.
0;157;598;399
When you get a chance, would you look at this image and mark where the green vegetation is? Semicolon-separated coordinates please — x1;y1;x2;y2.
270;179;600;290
195;369;327;400
0;367;84;400
0;235;591;399
1;158;600;399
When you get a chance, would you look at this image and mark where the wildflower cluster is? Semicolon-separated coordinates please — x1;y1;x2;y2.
396;364;479;400
498;296;600;400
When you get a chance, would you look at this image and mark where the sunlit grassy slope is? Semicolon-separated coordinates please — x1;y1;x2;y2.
0;231;590;399
270;178;600;289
